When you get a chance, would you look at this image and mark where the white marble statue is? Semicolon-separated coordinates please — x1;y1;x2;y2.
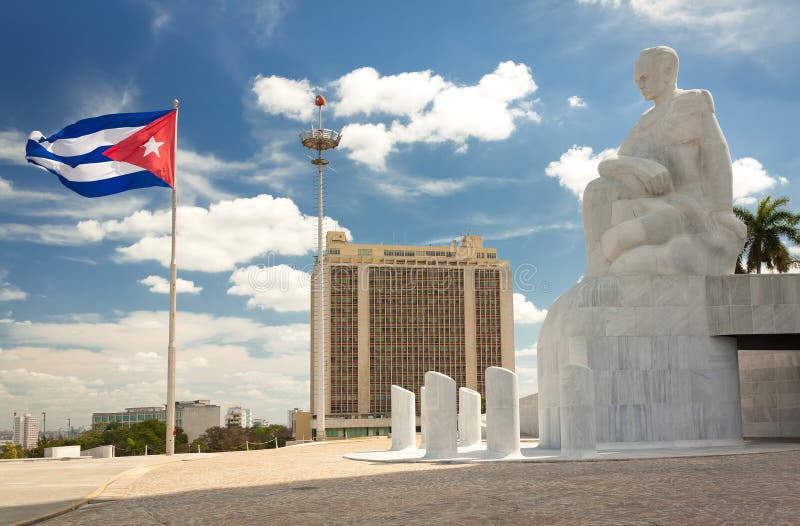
538;47;745;449
583;46;745;277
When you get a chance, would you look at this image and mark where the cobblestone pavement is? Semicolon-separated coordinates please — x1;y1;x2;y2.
41;438;800;525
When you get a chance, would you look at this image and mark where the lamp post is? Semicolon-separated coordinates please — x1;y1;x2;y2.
299;95;341;441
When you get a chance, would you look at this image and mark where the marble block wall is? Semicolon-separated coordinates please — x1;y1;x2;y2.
538;275;742;448
739;350;800;437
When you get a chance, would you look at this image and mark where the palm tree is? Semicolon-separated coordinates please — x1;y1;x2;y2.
734;196;800;274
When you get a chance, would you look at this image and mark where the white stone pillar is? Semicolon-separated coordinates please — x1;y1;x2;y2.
423;371;457;459
390;385;416;451
419;386;427;449
458;387;481;447
486;366;521;457
559;363;596;459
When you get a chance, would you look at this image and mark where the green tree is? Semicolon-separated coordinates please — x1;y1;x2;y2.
197;426;249;452
734;196;800;274
248;424;291;449
1;443;20;459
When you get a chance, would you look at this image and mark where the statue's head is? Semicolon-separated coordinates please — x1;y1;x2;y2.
634;46;678;102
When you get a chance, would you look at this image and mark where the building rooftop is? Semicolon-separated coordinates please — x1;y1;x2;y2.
324;232;507;267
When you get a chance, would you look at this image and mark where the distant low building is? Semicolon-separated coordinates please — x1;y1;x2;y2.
12;413;39;450
287;408;312;441
92;400;220;442
252;418;268;428
225;406;252;428
92;406;166;429
177;400;221;441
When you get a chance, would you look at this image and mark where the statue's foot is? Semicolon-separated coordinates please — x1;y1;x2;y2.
608;236;712;275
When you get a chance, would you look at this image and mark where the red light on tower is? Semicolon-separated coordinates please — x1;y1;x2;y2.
315;94;327;106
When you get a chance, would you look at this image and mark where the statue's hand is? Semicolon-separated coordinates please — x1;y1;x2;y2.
598;155;673;196
634;165;673;196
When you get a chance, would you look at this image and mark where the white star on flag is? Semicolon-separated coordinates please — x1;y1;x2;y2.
141;136;164;158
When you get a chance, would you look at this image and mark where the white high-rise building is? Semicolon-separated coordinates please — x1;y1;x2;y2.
12;413;39;450
225;406;252;428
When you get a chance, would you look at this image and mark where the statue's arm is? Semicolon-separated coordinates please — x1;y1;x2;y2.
598;155;673;196
700;110;735;212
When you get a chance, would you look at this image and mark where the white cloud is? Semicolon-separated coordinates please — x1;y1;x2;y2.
0;130;27;165
388;61;540;149
480;222;581;241
514;345;538;395
515;345;538;359
152;11;170;31
70;80;139;120
0;176;151;220
76;194;349;272
0;287;27;301
375;175;499;200
577;0;622;5
545;145;617;201
252;75;318;122
513;293;547;324
0;223;90;245
568;95;587;108
139;275;202;295
0;275;26;300
257;61;540;171
577;0;800;52
732;157;785;205
339;123;395;171
0;310;311;427
333;67;448;117
240;0;290;41
227;264;310;312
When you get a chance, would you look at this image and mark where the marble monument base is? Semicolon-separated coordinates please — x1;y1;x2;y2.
538;274;742;449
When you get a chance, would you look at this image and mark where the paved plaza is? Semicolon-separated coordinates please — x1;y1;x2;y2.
7;438;795;525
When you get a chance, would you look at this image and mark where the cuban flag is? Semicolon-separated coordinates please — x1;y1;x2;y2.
25;110;177;197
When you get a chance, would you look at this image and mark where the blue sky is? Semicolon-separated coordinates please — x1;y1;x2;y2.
1;0;799;429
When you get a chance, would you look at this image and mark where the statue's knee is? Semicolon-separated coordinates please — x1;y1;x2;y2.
601;219;647;262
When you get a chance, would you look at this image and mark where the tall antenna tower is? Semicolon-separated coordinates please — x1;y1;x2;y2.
299;95;341;440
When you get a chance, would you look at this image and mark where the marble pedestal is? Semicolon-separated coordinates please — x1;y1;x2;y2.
538;275;742;448
486;367;521;457
458;387;481;447
423;371;458;459
390;385;416;451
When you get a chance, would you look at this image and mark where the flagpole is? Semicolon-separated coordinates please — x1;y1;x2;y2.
166;99;179;456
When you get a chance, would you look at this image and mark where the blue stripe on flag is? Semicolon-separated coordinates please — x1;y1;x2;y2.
43;110;172;142
27;159;170;197
26;139;112;168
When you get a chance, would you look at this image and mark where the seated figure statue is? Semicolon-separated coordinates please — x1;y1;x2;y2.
582;46;746;277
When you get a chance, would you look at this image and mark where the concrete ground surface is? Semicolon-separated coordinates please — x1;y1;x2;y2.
1;454;214;526
4;437;793;525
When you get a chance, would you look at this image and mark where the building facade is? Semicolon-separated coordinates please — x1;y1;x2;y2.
287;408;313;440
92;406;166;429
225;406;252;428
311;232;514;438
92;400;220;442
177;400;220;441
12;413;39;450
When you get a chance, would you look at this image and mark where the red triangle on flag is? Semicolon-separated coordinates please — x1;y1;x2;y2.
103;110;177;187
